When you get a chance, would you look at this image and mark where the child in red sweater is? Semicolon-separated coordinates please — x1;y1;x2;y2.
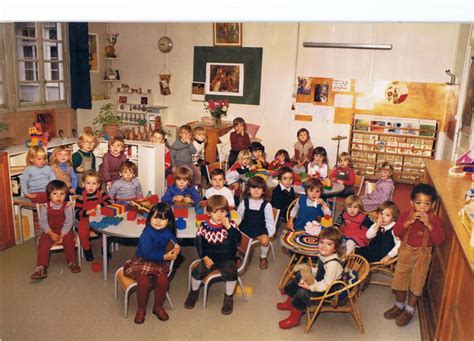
329;152;356;197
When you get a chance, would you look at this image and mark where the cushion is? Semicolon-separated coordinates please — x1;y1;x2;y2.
338;270;359;302
245;123;260;138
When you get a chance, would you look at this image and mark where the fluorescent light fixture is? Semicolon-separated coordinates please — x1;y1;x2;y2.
303;42;392;50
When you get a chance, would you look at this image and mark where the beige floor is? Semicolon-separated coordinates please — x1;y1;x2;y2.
0;232;421;340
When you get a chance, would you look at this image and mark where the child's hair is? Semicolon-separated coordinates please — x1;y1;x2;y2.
78;132;97;148
206;194;229;214
278;166;293;180
319;227;343;256
174;166;192;182
178;124;192;138
46;180;68;199
232;117;246;130
410;183;438;203
151;129;166;140
82;169;100;183
26;146;47;165
244;176;266;199
49;145;71;166
193;126;206;139
119;160;138;175
210;168;225;179
146;202;177;236
339;152;352;167
305;178;323;194
237;149;252;162
274;149;291;163
312;146;328;164
297;128;310;139
377;201;400;221
344;194;364;210
108;136;125;148
378;162;394;177
249;141;265;153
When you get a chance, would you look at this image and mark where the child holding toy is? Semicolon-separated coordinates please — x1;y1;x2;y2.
123;202;181;324
30;180;81;280
72;131;97;181
292;128;314;173
108;161;143;202
307;146;329;179
228;117;251;167
237;176;276;269
161;166;201;206
98;136;127;189
329;152;356;197
362;162;395;212
170;124;200;186
269;149;293;171
150;129;173;186
225;149;255;192
277;227;343;329
271;167;296;223
204;168;235;208
20;146;56;203
383;184;444;327
249;141;268;169
50;145;78;196
184;195;241;315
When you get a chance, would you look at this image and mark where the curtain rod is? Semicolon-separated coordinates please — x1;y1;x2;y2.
303;42;392;50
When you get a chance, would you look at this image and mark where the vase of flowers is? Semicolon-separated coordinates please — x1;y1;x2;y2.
204;99;229;127
105;32;119;58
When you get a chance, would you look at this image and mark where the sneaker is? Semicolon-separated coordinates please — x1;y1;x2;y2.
383;305;404;320
184;290;200;309
221;294;234;315
68;261;81;273
259;257;268;270
395;311;414;327
31;265;47;280
84;249;94;262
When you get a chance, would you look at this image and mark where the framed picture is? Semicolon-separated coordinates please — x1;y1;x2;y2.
205;63;244;96
213;23;242;47
314;83;329;103
88;33;99;72
191;81;205;101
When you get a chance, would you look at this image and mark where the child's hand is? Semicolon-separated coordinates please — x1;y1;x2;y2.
376;215;383;228
298;279;311;290
379;255;392;266
223;217;231;229
404;211;418;227
203;256;214;269
249;164;257;171
69;188;76;194
336;180;344;185
173;195;184;202
25;193;37;199
183;196;193;204
56;232;65;244
287;218;294;231
106;181;112;189
418;212;433;230
86;209;96;215
164;246;180;261
47;230;59;242
76;166;84;173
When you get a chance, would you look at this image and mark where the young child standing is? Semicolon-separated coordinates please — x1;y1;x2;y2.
269;149;293;171
362;162;395;212
75;170;112;261
184;195;242;315
292;128;314;173
228;117;250;167
249;141;268;169
170;125;200;186
237;176;276;269
30;180;81;280
191;126;207;168
277;227;344;329
307;146;329;179
150;129;173;186
356;201;400;263
287;178;331;231
123;202;181;324
271;167;296;223
50;146;78;195
204;168;235;208
329;152;356;197
384;184;444;327
161;166;201;206
108;161;143;202
98;136;127;189
72;132;97;180
20;146;56;203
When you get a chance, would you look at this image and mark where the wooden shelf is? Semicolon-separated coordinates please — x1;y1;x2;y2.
351;130;437;140
350;148;433;158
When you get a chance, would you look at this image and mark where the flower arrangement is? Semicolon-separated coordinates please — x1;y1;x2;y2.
204;99;229;120
107;32;119;46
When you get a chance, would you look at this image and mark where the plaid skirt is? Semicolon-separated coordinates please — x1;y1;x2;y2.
123;256;170;279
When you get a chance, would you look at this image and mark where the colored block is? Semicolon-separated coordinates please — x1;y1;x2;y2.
173;208;188;218
176;218;186;230
148;194;159;204
127;210;137;221
137;218;146;225
101;206;115;217
196;214;208;221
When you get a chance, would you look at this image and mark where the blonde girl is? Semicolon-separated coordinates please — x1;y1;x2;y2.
20;146;56;203
50;145;77;194
225;149;255;191
170;125;200;186
329;152;356;197
361;162;395;212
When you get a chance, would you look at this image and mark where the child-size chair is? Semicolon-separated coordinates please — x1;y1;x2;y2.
249;208;280;264
245;123;261;143
368;256;398;287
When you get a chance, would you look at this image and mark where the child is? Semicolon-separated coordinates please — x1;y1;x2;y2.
362;162;395;212
161;166;201;206
72;131;97;180
50;145;78;195
292;128;314;173
287;178;331;232
334;195;373;255
30;180;81;280
75;170;112;261
271;167;296;223
277;227;344;329
191;126;207;168
20;146;56;203
184;195;242;315
249;141;268;169
237;176;276;269
383;184;444;327
108;161;143;202
150;129;173;186
356;201;400;263
123;202;181;324
225;149;255;191
329;152;356;197
170;124;200;186
228;117;250;167
204;168;235;208
307;146;329;179
269;149;293;171
98;136;127;189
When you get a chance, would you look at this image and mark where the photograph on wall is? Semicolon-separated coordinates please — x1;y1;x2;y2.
205;62;244;96
88;33;99;72
297;77;311;95
159;74;171;96
213;23;242;47
314;83;329;103
191;81;205;101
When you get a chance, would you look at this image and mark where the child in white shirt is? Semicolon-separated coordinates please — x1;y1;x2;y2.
204;168;235;208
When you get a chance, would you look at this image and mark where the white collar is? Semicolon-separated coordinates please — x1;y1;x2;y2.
279;183;292;191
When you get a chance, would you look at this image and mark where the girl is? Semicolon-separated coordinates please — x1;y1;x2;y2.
75;170;112;261
98;136;127;189
287;178;331;232
161;166;201;206
269;149;293;171
150;129;173;186
329;152;356;197
277;227;344;329
30;180;81;280
170;125;200;186
249;142;268;169
292;128;314;173
192;126;207;183
50;146;78;196
271;167;296;223
225;149;255;192
72;132;97;181
362;162;395;212
237;176;276;270
228;117;250;167
108;161;143;202
307;146;329;179
334;195;373;255
356;201;400;264
123;202;181;324
20;146;56;203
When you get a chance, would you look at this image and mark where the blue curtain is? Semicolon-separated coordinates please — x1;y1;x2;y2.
68;23;92;109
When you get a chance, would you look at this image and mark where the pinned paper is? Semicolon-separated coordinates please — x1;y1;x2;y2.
355;79;373;93
332;79;351;92
334;94;353;108
355;96;375;110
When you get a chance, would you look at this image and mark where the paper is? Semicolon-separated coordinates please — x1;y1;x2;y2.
332;79;351;92
355;79;373;93
295;103;334;123
334;94;353;108
355;96;375;110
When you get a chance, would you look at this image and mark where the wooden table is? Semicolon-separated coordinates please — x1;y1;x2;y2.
189;121;233;163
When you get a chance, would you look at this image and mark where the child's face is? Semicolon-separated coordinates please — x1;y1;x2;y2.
241;156;251;167
120;168;135;182
210;174;225;190
195;132;206;142
318;238;337;257
80;138;95;152
150;133;165;144
410;193;435;214
277;153;285;162
110;141;124;156
378;169;392;180
314;153;324;164
346;203;361;217
84;176;100;194
252;150;263;159
280;172;293;188
339;158;349;168
379;208;395;226
209;208;227;225
307;187;321;201
56;150;70;163
150;214;168;230
298;131;308;143
234;123;244;134
176;178;189;191
33;155;47;168
249;185;264;199
50;189;66;205
180;130;192;142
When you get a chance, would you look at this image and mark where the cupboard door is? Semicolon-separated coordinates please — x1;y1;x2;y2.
0;152;16;250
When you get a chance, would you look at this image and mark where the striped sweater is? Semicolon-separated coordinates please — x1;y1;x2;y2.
75;188;112;220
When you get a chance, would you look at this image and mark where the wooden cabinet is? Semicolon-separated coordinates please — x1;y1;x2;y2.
0;152;16;250
188;121;233;163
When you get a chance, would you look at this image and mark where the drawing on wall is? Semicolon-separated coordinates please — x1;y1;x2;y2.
192;81;205;101
159;74;171;96
314;83;329;103
297;77;311;95
213;23;242;47
385;81;408;104
332;79;351;92
205;62;244;96
88;33;99;72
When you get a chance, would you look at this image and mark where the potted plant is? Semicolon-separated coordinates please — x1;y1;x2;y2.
93;103;123;138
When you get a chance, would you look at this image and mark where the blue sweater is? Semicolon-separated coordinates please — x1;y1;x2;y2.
135;225;177;262
161;185;201;205
20;165;56;195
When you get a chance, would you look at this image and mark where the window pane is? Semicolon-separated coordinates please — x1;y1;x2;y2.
43;41;63;62
17;61;39;81
44;62;63;81
15;22;36;38
16;39;38;60
42;22;62;41
19;83;40;102
45;82;65;101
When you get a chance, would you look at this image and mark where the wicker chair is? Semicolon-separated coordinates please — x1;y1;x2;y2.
285;198;299;230
369;256;398;287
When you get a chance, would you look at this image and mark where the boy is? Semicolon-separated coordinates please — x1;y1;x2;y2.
161;166;201;206
204;168;235;208
271;167;296;222
72;132;97;181
108;161;143;202
384;183;445;326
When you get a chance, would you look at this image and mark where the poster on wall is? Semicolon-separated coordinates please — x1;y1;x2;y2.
191;82;205;101
297;77;311;95
332;79;351;92
159;74;172;96
205;62;244;96
88;33;99;72
314;84;329;104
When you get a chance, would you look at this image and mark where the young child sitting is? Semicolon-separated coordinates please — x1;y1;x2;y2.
75;170;112;261
50;145;78;196
269;149;293;171
204;168;235;208
356;201;400;263
292;128;314;173
277;227;344;329
329;152;356;197
72;131;97;181
287;178;331;232
271;167;296;223
30;180;81;280
237;176;276;269
108;161;143;202
20;146;56;203
225;149;255;192
384;184;444;327
123;202;181;324
184;195;242;315
98;136;127;189
334;195;373;255
191;126;207;177
307;146;329;179
161;166;201;206
228;117;250;167
362;162;395;212
249;141;268;169
150;129;173;186
170;124;200;186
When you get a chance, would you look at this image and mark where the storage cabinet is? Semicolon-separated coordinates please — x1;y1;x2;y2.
0;152;16;250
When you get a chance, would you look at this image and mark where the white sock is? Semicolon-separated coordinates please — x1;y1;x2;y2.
405;305;415;314
260;245;270;258
345;240;356;255
191;278;201;291
395;301;405;310
225;281;237;296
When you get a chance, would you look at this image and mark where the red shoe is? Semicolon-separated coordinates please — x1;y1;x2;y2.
152;307;169;321
276;296;293;311
134;310;146;324
279;306;303;329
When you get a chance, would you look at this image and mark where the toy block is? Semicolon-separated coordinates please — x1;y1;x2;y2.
195;205;204;215
195;214;208;221
127;210;137;221
173;208;188;218
101;206;115;217
176;218;186;230
137;218;146;225
230;210;239;221
148;194;159;204
110;203;127;214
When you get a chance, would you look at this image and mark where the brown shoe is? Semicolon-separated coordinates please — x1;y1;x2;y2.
221;294;233;315
184;290;200;309
259;257;268;270
68;261;81;274
31;266;47;280
152;307;169;321
134;310;146;324
396;311;414;327
383;305;404;320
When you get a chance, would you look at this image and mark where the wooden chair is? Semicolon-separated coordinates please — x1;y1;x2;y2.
285;198;299;229
206;161;223;183
187;231;253;308
249;208;280;264
369;256;398;287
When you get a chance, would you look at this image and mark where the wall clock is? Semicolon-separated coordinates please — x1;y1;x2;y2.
157;36;173;53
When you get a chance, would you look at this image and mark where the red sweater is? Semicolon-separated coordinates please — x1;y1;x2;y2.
330;166;355;186
230;131;250;152
393;210;445;247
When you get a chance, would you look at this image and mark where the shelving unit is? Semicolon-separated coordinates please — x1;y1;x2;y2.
103;58;120;95
112;90;167;127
